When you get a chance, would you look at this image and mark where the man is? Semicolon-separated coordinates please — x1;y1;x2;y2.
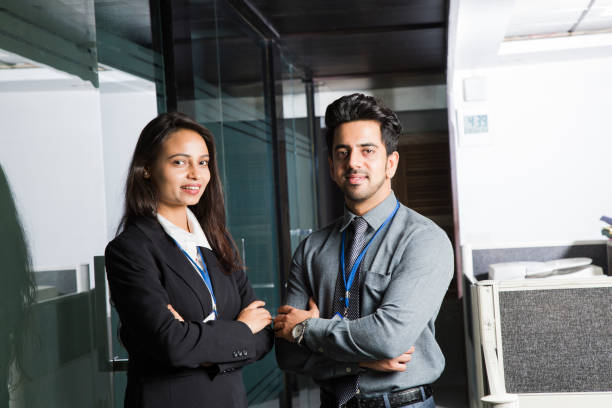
274;93;454;408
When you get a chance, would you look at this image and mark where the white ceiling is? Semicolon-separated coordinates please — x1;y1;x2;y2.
506;0;612;38
451;0;612;70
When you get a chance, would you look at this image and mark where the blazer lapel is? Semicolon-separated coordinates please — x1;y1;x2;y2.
199;247;229;318
131;216;212;315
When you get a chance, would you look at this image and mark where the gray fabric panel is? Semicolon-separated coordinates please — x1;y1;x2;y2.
499;287;612;393
472;244;609;280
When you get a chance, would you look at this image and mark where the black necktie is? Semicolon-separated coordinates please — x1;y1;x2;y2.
329;217;368;406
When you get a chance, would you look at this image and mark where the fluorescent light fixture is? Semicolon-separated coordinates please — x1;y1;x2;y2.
499;32;612;54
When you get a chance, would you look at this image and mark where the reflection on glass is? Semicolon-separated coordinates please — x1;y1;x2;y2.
282;60;318;254
0;0;98;86
0;165;36;408
280;56;321;408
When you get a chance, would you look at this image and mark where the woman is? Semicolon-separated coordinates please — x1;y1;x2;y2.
105;112;273;408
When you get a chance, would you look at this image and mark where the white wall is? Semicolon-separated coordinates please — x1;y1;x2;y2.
451;57;612;245
0;84;108;269
0;67;157;271
99;77;157;239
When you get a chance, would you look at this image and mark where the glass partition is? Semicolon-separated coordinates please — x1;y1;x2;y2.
0;0;112;403
0;51;112;408
0;0;162;406
279;56;321;408
215;3;283;405
281;60;319;254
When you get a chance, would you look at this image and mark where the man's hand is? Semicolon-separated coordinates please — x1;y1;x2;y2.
359;346;415;372
273;297;319;342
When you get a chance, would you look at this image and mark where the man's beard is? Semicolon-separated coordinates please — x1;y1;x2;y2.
340;170;386;203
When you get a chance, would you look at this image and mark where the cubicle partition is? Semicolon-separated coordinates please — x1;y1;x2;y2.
461;241;611;408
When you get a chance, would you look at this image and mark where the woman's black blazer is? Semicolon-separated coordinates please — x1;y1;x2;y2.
105;216;273;408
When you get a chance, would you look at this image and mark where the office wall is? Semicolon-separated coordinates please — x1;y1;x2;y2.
99;80;157;239
0;85;108;269
450;57;612;246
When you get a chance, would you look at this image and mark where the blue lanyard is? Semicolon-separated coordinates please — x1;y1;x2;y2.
173;239;218;317
338;200;400;317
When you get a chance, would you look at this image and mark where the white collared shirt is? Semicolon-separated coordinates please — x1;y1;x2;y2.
157;208;213;281
157;209;216;321
157;208;211;261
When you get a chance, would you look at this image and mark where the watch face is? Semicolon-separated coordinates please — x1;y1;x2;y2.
292;322;304;340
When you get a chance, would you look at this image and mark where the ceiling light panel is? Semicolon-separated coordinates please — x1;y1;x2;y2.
505;0;591;37
575;0;612;31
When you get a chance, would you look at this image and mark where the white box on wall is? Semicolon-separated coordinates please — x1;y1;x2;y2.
463;76;487;102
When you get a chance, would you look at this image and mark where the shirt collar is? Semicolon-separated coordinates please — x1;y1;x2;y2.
340;191;398;232
156;208;211;250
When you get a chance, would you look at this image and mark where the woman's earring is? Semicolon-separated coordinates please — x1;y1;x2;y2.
144;170;150;179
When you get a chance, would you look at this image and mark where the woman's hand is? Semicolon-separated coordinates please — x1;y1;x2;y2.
167;304;184;322
237;300;272;334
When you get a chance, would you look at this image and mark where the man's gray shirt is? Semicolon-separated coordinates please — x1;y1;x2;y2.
275;192;454;397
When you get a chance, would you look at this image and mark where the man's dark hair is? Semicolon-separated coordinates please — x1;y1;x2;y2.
324;93;402;156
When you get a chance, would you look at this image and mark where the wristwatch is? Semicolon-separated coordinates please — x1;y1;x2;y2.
291;318;310;345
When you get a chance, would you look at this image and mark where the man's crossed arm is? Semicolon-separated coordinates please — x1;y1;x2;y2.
273;298;415;374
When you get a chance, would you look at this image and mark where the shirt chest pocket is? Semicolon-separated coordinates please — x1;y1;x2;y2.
361;269;391;310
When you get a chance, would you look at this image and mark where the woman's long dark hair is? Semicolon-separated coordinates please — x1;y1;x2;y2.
118;112;243;273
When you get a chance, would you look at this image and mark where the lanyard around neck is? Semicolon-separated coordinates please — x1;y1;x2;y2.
339;200;400;316
172;239;218;317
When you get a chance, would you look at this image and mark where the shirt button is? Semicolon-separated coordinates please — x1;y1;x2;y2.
346;367;352;373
